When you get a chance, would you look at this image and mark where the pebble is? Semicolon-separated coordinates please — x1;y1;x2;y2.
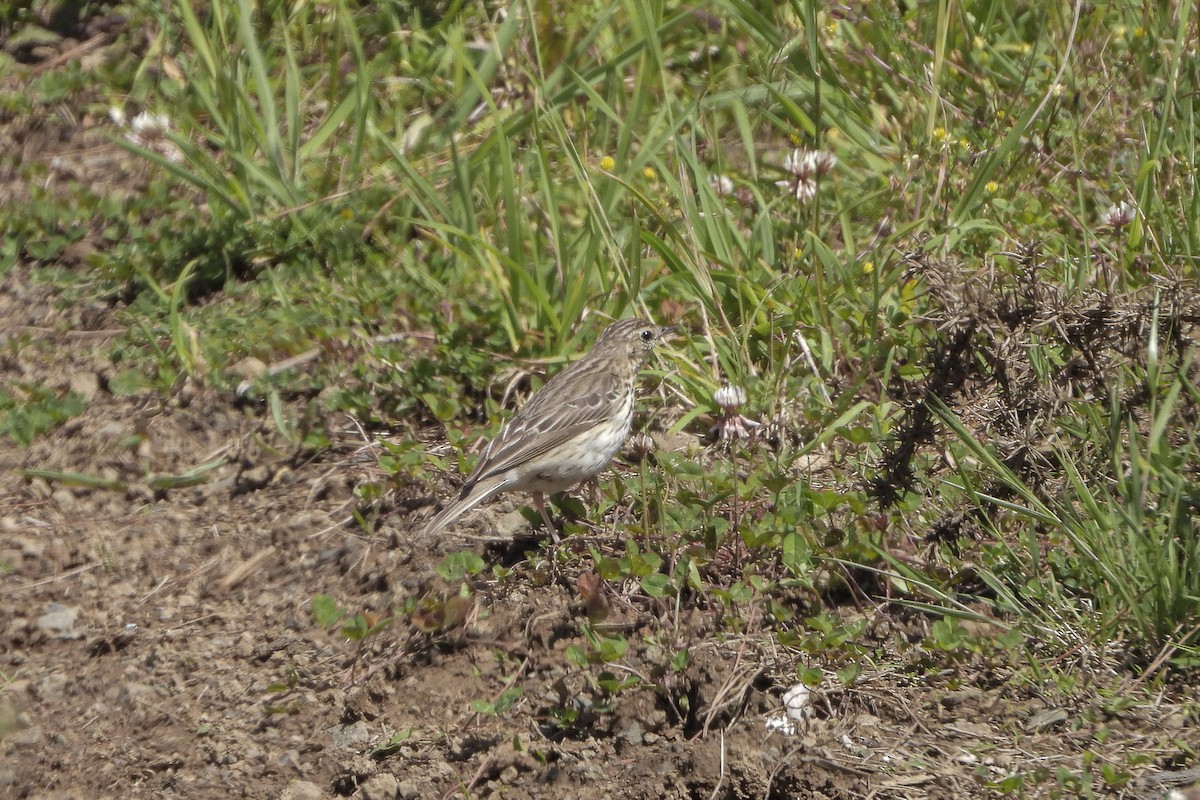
69;372;100;402
617;721;643;745
280;780;325;800
229;357;267;381
36;604;80;639
358;773;398;800
940;687;982;707
33;673;67;702
121;682;161;706
51;488;75;511
97;421;129;438
332;720;372;750
278;749;304;772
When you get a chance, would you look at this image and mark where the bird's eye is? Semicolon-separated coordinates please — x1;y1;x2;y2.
640;329;654;342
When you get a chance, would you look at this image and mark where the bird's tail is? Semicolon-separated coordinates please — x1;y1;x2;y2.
418;477;506;538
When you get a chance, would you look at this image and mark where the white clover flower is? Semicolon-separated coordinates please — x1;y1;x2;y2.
709;174;734;196
130;111;171;135
712;382;746;410
810;150;837;175
781;148;837;179
782;148;815;178
124;110;182;163
626;431;656;462
1100;200;1136;229
688;44;721;64
710;381;760;443
776;177;817;203
108;106;126;126
776;148;836;204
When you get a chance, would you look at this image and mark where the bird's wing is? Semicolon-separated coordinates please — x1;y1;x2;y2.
460;363;623;495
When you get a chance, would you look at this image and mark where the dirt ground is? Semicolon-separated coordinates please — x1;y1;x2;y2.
2;26;1199;800
3;270;1198;800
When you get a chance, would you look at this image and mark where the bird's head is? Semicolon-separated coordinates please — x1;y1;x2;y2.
595;318;677;364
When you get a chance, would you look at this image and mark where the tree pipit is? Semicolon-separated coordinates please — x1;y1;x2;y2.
420;318;675;538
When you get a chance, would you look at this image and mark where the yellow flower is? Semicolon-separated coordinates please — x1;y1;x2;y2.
985;180;999;194
933;126;948;142
643;166;658;181
863;260;874;274
972;36;985;50
1133;26;1145;38
1019;42;1032;55
995;109;1007;120
599;155;615;171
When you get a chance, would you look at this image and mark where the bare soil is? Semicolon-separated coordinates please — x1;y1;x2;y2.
2;27;1198;800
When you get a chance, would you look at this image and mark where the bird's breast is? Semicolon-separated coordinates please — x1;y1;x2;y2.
519;390;635;493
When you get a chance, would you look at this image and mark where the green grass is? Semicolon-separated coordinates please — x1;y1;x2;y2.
0;383;84;446
4;0;1200;778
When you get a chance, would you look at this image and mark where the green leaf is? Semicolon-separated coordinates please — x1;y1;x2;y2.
640;573;674;598
437;551;487;581
310;594;346;628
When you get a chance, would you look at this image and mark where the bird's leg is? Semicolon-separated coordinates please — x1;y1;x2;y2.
533;492;561;543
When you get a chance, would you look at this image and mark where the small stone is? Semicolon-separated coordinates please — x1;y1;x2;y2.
229;357;267;381
358;773;399;800
617;721;643;745
97;421;129;438
69;372;100;402
1026;707;1069;732
396;781;420;800
121;682;161;706
30;44;58;61
941;688;982;707
11;726;42;748
280;780;325;800
33;673;67;702
279;749;304;772
332;720;372;750
51;488;75;511
239;465;272;491
36;604;80;639
492;509;530;539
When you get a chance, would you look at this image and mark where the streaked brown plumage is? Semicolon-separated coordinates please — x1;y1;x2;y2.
420;318;674;538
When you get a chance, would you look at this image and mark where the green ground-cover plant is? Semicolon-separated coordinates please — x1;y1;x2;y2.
0;383;84;446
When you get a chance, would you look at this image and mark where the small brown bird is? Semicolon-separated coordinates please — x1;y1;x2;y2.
419;318;675;538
